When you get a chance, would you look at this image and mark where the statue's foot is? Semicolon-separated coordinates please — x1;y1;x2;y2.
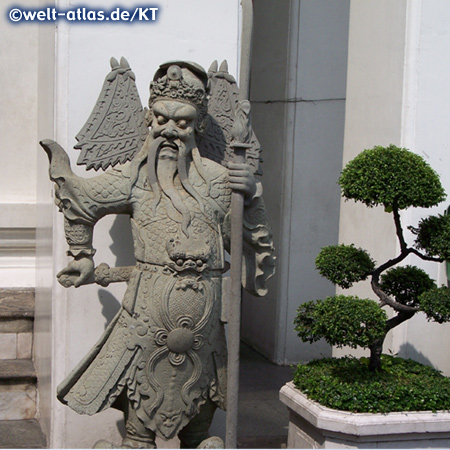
93;440;118;449
196;436;224;449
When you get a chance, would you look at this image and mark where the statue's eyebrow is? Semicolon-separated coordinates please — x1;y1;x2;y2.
173;106;197;121
152;102;196;121
152;102;169;117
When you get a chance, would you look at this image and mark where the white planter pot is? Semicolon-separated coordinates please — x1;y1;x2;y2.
280;382;450;448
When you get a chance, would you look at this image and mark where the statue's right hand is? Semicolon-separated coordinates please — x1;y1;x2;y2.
57;257;95;288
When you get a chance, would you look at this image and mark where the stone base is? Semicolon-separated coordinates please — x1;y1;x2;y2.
280;382;450;449
0;383;36;420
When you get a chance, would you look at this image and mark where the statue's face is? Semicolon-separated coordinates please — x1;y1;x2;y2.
151;100;197;160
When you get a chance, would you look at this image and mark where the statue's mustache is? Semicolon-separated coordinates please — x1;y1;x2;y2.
158;143;179;161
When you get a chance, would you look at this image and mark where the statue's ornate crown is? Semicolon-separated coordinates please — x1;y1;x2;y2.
149;62;208;111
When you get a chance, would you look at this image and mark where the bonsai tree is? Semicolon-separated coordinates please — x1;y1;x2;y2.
295;144;450;372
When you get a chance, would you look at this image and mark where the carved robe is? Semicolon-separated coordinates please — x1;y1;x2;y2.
55;149;275;439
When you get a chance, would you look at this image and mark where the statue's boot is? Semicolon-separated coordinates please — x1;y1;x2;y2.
120;436;156;449
178;399;217;449
121;397;157;449
93;440;118;449
196;437;224;449
92;437;156;449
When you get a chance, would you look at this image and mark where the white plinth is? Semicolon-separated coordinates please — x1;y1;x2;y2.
280;382;450;449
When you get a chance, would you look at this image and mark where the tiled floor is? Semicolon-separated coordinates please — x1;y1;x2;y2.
210;343;294;449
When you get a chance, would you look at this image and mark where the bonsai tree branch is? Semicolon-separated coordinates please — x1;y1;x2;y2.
410;248;443;263
386;310;416;331
392;203;408;253
371;277;419;312
371;204;442;312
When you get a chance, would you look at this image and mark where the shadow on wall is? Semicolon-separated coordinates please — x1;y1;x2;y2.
98;289;121;328
110;214;136;267
97;215;136;328
397;343;434;368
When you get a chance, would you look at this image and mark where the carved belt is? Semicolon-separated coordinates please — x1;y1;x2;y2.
135;260;227;276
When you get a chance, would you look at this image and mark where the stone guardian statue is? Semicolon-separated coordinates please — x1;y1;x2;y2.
40;58;275;449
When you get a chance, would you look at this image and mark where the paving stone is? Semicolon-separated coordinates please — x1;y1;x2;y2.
0;361;37;421
0;384;36;420
0;419;46;448
0;334;16;359
17;332;32;359
238;435;287;449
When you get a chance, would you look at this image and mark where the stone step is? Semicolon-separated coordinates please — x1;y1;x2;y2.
0;419;46;448
0;289;34;360
0;360;37;420
0;290;43;443
0;289;35;319
0;359;36;381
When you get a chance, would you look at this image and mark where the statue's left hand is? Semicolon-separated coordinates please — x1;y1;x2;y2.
57;256;95;288
228;162;257;202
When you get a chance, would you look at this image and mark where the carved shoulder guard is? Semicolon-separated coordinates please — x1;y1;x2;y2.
197;61;262;175
75;57;149;171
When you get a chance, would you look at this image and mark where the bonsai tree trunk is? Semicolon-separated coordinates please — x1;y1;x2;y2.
369;338;383;372
368;310;416;372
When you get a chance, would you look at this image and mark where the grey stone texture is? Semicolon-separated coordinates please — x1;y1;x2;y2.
42;59;275;448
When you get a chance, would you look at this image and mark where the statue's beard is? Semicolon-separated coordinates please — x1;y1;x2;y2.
147;138;207;237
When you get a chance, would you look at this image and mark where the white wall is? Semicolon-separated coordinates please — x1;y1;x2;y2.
397;0;450;375
336;0;450;376
35;1;241;447
0;0;39;287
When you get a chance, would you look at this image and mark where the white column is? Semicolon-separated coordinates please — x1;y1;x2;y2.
243;0;350;364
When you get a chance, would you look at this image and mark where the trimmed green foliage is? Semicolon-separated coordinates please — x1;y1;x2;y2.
315;244;375;288
295;143;450;380
293;356;450;413
338;145;446;210
294;296;387;349
420;286;450;323
411;214;450;260
380;265;435;307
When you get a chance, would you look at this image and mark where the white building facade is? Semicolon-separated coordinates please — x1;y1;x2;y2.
3;0;450;446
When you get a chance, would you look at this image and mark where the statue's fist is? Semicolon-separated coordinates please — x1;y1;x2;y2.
228;162;257;202
57;256;95;288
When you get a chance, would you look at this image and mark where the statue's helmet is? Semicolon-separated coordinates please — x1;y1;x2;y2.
148;61;209;134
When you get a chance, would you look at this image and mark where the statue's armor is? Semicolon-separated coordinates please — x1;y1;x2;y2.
56;156;267;440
